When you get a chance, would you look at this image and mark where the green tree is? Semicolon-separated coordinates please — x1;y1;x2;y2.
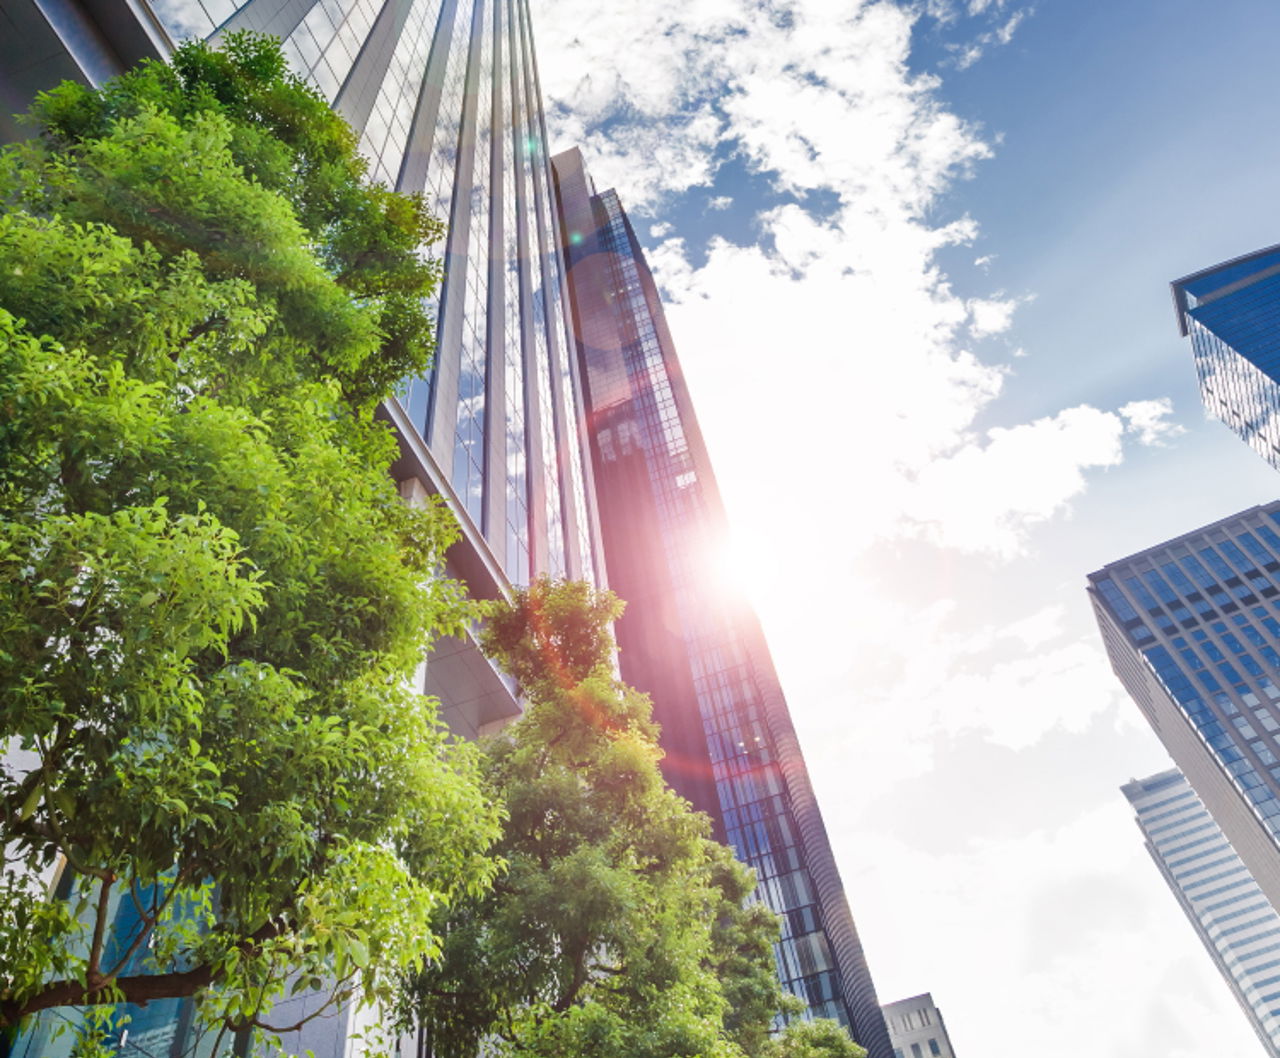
402;578;825;1058
0;33;500;1051
765;1020;867;1058
708;852;803;1057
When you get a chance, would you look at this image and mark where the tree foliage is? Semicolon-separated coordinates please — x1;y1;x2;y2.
402;578;864;1058
0;33;499;1051
765;1019;867;1058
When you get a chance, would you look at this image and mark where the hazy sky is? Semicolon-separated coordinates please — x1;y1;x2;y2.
535;1;1280;1054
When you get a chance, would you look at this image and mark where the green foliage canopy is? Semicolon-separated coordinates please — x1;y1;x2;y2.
764;1019;868;1058
0;33;499;1050
404;578;864;1058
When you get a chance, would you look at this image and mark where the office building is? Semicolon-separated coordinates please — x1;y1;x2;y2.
882;993;958;1058
4;0;601;1055
3;0;604;734
1171;245;1280;471
1124;769;1280;1057
4;3;893;1055
1088;502;1280;911
551;148;894;1058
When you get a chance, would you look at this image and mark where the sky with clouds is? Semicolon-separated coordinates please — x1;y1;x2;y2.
534;0;1280;1054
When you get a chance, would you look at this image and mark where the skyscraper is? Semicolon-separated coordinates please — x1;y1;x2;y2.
1088;502;1280;911
4;1;602;1054
881;993;958;1058
15;0;606;736
1123;768;1280;1057
4;5;893;1054
551;147;894;1058
1172;244;1280;471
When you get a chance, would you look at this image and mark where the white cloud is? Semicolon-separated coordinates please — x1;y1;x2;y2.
538;0;1116;568
836;809;1263;1058
900;405;1125;558
551;105;723;211
949;7;1032;70
967;294;1021;337
804;595;1134;765
1119;397;1187;447
531;5;1211;1057
707;195;733;210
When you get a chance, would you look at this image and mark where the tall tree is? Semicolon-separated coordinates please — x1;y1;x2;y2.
402;578;864;1058
0;33;500;1053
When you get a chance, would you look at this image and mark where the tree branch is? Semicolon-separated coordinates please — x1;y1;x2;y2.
86;872;116;986
228;976;358;1036
0;917;287;1028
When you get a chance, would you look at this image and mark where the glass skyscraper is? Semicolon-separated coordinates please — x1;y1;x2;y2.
4;0;602;1054
1172;244;1280;471
59;0;604;603
551;148;894;1058
1124;768;1280;1057
1089;502;1280;913
3;5;895;1055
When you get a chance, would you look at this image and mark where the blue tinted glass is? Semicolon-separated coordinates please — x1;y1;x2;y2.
1144;571;1179;605
1183;248;1280;298
1124;576;1161;611
1163;561;1198;595
1259;524;1280;555
1202;547;1236;580
1182;555;1217;589
1097;577;1139;619
1221;539;1254;572
1241;531;1275;565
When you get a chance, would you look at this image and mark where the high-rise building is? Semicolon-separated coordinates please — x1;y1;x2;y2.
3;0;605;739
4;0;601;1055
881;993;958;1058
4;5;894;1056
1088;502;1280;912
1123;768;1280;1057
1172;244;1280;471
551;147;894;1058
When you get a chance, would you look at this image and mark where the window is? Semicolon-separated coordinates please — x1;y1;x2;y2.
929;1041;942;1057
911;1044;923;1058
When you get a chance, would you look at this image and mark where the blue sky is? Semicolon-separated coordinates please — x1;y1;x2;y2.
536;1;1280;1055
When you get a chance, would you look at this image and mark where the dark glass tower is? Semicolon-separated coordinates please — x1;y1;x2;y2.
1172;244;1280;471
551;147;894;1058
1089;502;1280;912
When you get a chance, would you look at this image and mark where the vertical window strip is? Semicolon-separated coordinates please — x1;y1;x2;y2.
517;0;594;583
359;0;446;186
284;0;383;102
450;0;493;525
398;0;477;433
501;0;530;584
511;0;564;576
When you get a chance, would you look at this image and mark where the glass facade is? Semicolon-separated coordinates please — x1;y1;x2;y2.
1091;505;1280;844
141;0;595;585
594;185;843;1018
553;154;892;1058
1123;769;1280;1057
6;2;602;1055
1174;246;1280;471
